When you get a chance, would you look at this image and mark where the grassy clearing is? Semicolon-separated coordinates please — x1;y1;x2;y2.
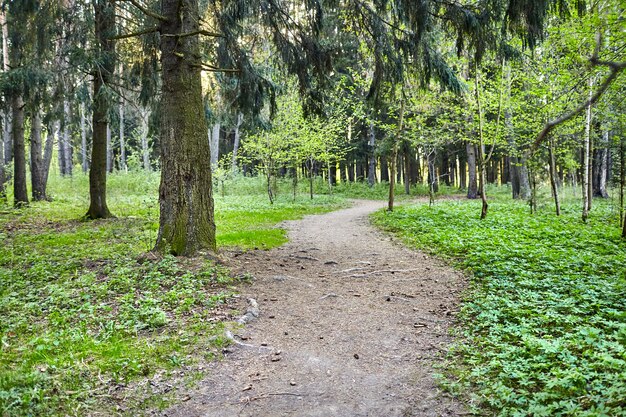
372;187;626;416
0;172;345;417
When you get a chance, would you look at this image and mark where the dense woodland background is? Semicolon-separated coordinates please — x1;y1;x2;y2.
0;0;625;416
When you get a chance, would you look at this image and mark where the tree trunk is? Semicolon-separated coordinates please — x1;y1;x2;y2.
12;95;28;206
441;149;450;186
519;154;531;199
548;139;561;216
81;102;89;172
348;160;355;182
140;105;151;171
380;156;389;182
86;0;115;219
1;11;11;167
459;154;466;190
388;99;404;211
367;122;376;186
119;95;126;172
231;112;243;172
156;0;216;255
42;123;54;190
0;128;4;200
210;122;220;167
30;109;47;201
582;77;593;222
106;124;113;172
63;99;73;176
467;142;478;199
594;130;609;198
427;149;438;193
58;121;66;176
403;144;411;194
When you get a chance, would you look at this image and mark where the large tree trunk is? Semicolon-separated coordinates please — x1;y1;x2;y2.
30;109;47;201
367;122;376;186
86;0;115;219
156;0;216;255
466;142;478;199
231;112;243;172
12;95;28;206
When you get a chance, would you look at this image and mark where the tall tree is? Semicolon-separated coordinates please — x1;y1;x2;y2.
86;0;115;219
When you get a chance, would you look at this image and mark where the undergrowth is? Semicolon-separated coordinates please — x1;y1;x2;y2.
372;195;626;416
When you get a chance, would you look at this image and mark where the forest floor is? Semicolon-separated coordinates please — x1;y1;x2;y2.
162;200;467;417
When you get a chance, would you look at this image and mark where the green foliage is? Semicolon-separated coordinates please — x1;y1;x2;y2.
372;197;626;416
0;171;345;416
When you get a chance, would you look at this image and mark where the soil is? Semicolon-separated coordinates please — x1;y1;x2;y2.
161;200;467;417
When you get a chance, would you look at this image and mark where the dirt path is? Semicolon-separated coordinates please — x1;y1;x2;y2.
163;200;466;417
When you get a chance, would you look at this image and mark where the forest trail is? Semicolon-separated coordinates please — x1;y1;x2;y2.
163;200;466;417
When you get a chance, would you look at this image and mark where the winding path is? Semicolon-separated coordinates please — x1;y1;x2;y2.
163;200;466;417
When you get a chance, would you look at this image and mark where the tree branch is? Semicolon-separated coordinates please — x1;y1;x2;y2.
120;0;168;22
161;29;224;38
532;33;626;153
190;63;240;73
109;26;159;40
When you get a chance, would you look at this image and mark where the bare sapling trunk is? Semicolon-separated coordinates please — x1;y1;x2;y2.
63;100;72;176
1;11;11;167
266;158;274;204
388;98;404;212
210;123;220;167
403;144;411;194
155;0;216;254
308;158;314;199
106;124;113;172
81;102;89;172
467;142;477;198
12;94;28;206
231;112;243;172
619;137;626;226
582;77;593;222
140;106;150;171
119;95;126;172
548;138;561;216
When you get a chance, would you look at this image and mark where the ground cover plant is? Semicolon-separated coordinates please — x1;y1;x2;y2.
0;173;345;417
372;188;626;416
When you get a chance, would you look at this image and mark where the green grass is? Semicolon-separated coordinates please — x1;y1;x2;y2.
0;172;346;417
372;190;626;416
